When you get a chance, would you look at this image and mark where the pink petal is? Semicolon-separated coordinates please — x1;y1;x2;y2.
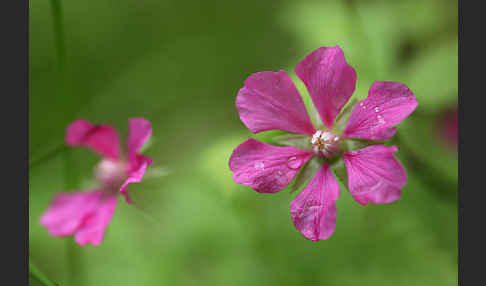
229;139;314;193
342;81;418;140
290;164;340;241
74;194;117;246
40;190;117;246
65;119;120;160
119;118;153;202
119;155;153;203
343;145;407;205
236;71;316;135
295;46;357;129
127;118;152;161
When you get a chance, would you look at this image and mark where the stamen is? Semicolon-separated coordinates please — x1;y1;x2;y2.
311;130;340;158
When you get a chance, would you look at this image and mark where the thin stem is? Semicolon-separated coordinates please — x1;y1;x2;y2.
29;145;68;169
30;262;58;286
31;1;69;171
48;1;81;284
132;202;162;226
50;0;66;73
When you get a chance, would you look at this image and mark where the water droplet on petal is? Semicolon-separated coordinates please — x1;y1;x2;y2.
287;156;302;169
376;115;386;125
374;107;380;112
254;161;265;170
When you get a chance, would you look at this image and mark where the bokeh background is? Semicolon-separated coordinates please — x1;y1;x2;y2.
29;0;458;285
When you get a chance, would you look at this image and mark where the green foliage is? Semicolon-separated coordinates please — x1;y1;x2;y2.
290;156;322;194
273;133;312;150
30;0;457;285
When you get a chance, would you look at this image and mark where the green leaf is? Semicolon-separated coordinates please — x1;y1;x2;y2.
290;156;322;194
272;133;312;150
330;157;348;190
333;98;357;134
288;73;324;129
341;138;386;152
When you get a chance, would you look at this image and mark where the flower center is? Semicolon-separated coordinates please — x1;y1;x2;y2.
95;159;127;191
311;130;340;158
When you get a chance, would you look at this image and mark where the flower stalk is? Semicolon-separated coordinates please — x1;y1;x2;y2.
29;262;58;286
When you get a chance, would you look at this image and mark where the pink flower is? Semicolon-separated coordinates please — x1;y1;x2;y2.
40;118;153;246
438;105;458;150
229;46;417;241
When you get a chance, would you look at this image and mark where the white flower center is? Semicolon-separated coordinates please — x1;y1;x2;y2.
95;159;127;190
311;130;340;158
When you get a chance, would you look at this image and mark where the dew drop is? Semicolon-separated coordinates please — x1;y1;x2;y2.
287;156;302;169
254;161;265;170
374;107;380;112
376;115;386;125
276;169;288;184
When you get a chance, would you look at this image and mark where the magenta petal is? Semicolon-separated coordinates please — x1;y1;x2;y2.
40;190;117;246
120;155;153;203
290;164;340;241
236;71;316;135
74;194;117;246
65;119;120;160
229;139;314;193
343;81;418;140
295;46;357;129
120;118;153;202
343;145;407;205
127;118;152;161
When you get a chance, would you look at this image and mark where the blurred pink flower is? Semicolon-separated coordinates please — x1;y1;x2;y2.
41;118;153;246
229;46;417;241
438;106;458;150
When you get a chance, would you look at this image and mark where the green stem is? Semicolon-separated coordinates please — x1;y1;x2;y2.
50;0;66;73
48;1;81;283
31;1;69;171
29;145;68;169
30;262;58;286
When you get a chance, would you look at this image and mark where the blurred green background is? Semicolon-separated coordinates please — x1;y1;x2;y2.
29;0;458;285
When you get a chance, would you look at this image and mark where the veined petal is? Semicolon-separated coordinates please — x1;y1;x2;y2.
343;81;418;140
66;119;120;160
229;139;314;193
40;190;117;246
290;164;340;241
343;145;407;205
236;71;316;135
295;46;357;129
